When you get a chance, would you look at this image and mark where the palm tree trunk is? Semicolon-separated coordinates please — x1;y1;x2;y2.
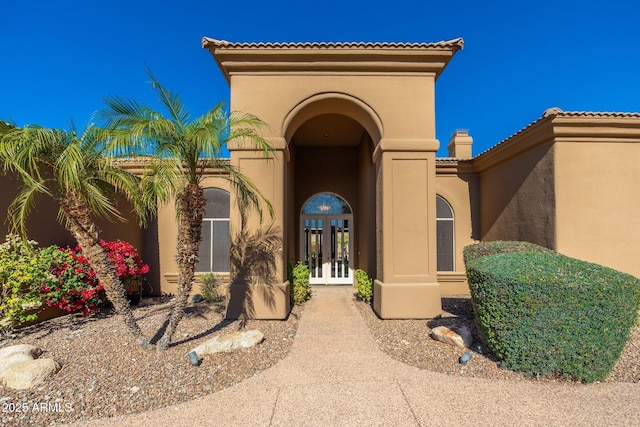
157;184;205;351
61;192;152;350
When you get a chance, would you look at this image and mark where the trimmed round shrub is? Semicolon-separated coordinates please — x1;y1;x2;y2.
463;240;554;265
466;251;640;382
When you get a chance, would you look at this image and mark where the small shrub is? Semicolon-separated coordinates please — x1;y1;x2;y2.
200;272;225;303
289;261;311;304
41;240;149;316
466;250;640;382
463;240;554;265
354;269;373;303
40;246;108;316
0;234;52;331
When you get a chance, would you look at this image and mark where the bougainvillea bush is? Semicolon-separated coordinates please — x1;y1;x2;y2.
40;246;107;316
41;240;149;316
99;240;150;286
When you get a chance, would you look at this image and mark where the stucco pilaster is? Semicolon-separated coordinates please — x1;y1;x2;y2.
373;139;441;318
226;141;290;319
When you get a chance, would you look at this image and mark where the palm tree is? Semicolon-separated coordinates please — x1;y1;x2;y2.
0;123;153;349
98;68;274;351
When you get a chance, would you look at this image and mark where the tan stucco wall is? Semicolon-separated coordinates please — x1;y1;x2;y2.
211;42;456;319
0;172;145;265
357;134;377;276
435;161;478;294
157;175;231;296
471;112;640;280
229;74;435;144
475;131;557;249
0;173;75;247
555;141;640;278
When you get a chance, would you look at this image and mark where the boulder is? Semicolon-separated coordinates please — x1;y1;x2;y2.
0;344;42;361
431;325;473;349
190;330;264;356
0;344;60;390
0;344;43;377
1;358;61;390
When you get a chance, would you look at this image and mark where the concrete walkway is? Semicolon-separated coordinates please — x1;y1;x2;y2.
84;287;640;426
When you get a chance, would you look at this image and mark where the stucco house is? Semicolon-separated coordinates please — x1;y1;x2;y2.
3;37;640;321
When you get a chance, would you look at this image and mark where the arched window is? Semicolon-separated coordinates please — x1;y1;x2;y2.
196;188;230;273
436;195;455;271
301;193;352;215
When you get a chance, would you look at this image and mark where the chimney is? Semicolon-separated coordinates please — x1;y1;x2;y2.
447;130;473;159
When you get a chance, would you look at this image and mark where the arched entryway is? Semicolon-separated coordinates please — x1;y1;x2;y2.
286;109;377;288
300;193;353;285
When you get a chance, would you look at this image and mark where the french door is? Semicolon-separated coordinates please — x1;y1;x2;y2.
301;215;353;285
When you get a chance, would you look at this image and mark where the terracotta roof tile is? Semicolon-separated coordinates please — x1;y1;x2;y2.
475;108;640;158
202;38;464;52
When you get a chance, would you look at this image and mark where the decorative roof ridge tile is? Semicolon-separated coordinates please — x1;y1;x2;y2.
202;37;464;52
554;110;640;118
113;157;231;163
436;157;465;162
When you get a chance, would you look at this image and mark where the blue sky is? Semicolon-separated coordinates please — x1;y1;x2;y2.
2;0;639;157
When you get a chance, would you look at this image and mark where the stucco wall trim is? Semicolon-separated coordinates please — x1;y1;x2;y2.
282;92;383;143
472;119;555;173
373;138;440;162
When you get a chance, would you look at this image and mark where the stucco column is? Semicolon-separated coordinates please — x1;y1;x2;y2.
225;137;290;320
372;138;441;318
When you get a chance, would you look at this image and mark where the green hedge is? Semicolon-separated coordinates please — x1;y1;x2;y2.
463;240;554;265
465;249;640;382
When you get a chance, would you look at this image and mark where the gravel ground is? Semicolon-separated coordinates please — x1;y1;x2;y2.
0;298;303;426
1;293;638;426
356;295;640;384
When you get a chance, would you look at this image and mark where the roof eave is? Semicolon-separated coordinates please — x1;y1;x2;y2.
202;37;464;83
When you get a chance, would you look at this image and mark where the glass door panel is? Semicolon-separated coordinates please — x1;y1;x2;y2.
302;215;352;285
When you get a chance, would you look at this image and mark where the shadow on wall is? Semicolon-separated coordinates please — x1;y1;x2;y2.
477;143;556;248
227;216;283;321
141;216;161;296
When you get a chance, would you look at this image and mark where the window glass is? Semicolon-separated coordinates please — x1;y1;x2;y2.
436;195;454;218
204;188;230;218
212;220;230;272
197;188;230;272
302;193;351;215
196;221;212;272
436;195;455;271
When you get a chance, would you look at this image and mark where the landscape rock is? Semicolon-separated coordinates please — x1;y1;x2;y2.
0;344;60;390
190;330;264;356
1;358;61;390
431;325;473;349
0;344;44;376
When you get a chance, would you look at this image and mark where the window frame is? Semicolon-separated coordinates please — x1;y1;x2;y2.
196;188;231;274
436;195;455;272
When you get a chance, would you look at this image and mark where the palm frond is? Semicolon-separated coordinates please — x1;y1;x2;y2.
56;136;85;192
7;182;45;238
146;66;191;127
216;161;274;222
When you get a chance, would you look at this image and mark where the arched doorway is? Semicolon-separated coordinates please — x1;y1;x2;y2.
300;193;353;285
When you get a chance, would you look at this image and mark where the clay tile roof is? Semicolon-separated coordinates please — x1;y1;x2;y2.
475;108;640;158
436;157;465;162
552;110;640;118
202;38;464;52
